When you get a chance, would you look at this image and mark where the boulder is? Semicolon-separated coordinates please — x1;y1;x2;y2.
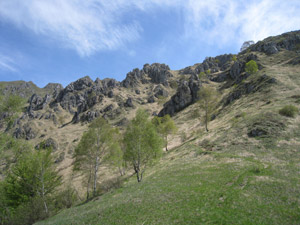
147;95;155;103
154;85;168;98
35;138;58;151
125;98;134;107
14;123;37;140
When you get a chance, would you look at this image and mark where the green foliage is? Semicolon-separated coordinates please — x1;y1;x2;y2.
53;185;79;210
198;86;219;132
152;115;177;151
124;109;163;182
232;55;237;62
205;69;211;75
74;117;120;199
245;60;258;74
215;59;220;64
279;105;299;118
0;133;31;174
1;148;61;224
0;95;25;129
198;71;205;80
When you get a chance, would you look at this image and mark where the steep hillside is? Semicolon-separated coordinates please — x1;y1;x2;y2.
1;30;300;224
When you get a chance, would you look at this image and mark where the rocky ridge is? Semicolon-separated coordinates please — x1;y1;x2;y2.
0;29;299;163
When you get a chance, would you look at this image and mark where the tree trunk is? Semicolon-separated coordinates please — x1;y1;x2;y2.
136;171;143;182
205;103;209;132
40;167;48;214
134;164;142;182
43;199;48;214
93;156;99;197
86;170;92;200
165;135;168;151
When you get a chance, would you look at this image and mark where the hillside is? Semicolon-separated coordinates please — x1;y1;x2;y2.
1;30;300;224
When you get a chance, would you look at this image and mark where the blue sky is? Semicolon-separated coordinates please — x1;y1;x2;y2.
0;0;299;88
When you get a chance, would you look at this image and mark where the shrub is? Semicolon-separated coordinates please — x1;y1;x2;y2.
232;55;237;62
205;69;211;75
245;60;258;74
198;72;205;80
279;105;299;117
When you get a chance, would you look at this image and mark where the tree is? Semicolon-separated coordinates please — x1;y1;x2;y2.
124;109;163;182
198;86;218;132
0;133;31;177
3;148;61;216
0;95;25;130
240;40;255;52
74;117;120;199
245;60;258;74
152;115;177;151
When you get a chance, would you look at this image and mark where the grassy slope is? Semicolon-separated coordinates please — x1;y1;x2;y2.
37;50;300;224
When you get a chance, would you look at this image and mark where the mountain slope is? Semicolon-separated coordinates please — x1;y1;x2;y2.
1;30;300;224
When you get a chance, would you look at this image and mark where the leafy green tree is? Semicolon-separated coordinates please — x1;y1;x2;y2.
245;60;258;74
198;86;218;132
0;133;31;172
0;95;25;130
124;109;163;182
74;117;120;199
152;115;177;151
2;148;61;219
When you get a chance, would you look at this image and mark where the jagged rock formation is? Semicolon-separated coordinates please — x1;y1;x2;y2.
158;74;200;117
122;63;172;88
250;30;300;54
2;30;298;142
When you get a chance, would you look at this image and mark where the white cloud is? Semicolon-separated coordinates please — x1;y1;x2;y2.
0;54;18;72
0;0;142;57
0;0;299;57
181;0;300;48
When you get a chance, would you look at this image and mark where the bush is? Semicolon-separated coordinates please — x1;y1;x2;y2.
245;60;258;74
232;55;237;62
279;105;299;117
198;72;205;80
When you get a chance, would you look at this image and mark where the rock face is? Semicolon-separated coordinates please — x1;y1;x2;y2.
224;74;276;105
28;94;51;111
250;30;300;54
180;54;233;76
122;68;146;88
154;85;168;98
122;63;171;88
158;74;201;117
143;63;172;86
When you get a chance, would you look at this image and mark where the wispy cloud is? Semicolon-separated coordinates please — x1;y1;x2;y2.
0;0;299;57
0;0;142;57
0;54;18;72
181;0;300;48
